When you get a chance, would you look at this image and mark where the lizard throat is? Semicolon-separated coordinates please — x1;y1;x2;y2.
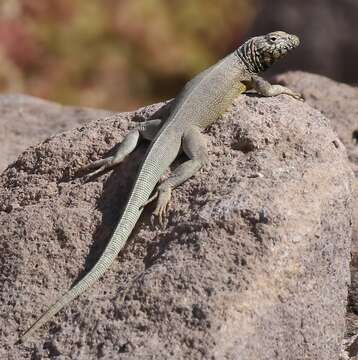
235;39;267;74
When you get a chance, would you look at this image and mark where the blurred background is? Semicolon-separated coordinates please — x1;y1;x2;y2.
0;0;357;111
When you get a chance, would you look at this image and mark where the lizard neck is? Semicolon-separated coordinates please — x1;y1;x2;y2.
235;38;267;74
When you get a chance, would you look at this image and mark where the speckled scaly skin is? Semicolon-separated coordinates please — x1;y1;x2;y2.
21;31;301;340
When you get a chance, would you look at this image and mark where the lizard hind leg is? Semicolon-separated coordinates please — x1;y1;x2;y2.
80;119;163;178
151;126;208;227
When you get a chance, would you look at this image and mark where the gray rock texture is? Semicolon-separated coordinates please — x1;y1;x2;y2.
275;71;358;359
0;94;113;173
274;72;358;171
0;91;353;359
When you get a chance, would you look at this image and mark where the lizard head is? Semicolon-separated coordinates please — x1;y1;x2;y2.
256;31;300;64
237;31;300;73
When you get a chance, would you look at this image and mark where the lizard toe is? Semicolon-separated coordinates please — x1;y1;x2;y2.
79;157;115;179
152;186;172;227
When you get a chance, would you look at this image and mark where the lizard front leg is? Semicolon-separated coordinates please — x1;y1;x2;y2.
247;74;303;100
80;119;163;177
145;127;208;226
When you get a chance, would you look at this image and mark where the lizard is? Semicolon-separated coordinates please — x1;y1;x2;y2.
21;31;302;340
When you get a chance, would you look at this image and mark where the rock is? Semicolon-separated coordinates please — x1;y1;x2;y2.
0;93;353;359
0;94;113;173
246;0;358;84
274;72;358;168
274;71;358;359
274;72;358;318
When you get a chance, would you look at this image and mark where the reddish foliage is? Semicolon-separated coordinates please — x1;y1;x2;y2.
22;0;74;20
0;19;41;69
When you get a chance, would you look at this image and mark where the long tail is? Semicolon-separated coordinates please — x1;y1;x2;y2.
21;168;157;340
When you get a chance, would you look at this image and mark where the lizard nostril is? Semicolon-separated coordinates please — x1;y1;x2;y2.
353;130;358;145
290;35;300;47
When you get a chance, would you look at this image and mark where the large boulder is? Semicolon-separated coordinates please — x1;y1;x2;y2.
274;72;358;244
0;92;353;359
0;94;113;173
274;71;358;358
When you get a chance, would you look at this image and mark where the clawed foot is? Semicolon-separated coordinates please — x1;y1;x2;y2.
284;89;304;101
290;92;305;101
273;84;304;101
78;157;114;179
152;186;171;227
141;185;172;227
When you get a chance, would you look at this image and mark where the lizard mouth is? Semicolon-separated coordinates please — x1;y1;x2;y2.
286;35;300;50
279;38;299;55
281;45;292;55
271;46;289;60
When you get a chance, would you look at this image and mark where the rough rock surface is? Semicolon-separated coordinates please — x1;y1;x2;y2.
274;72;358;171
0;94;113;173
0;93;353;359
274;71;358;359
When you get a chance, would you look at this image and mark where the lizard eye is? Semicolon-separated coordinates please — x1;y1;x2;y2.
270;36;277;42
